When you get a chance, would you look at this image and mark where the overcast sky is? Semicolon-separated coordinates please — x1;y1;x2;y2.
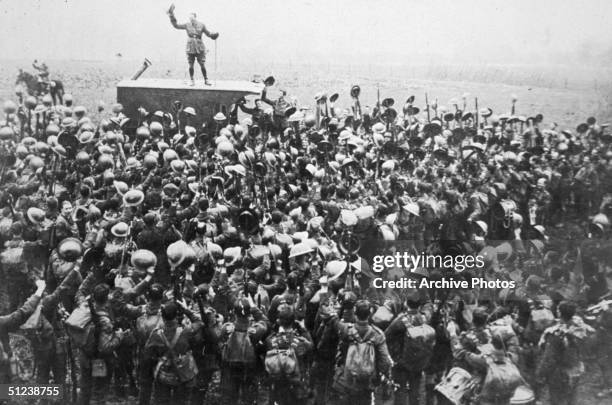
1;0;611;65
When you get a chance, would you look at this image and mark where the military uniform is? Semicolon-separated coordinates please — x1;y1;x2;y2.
169;12;218;83
330;319;392;405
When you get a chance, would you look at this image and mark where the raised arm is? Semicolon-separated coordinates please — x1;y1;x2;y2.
169;14;186;30
0;280;45;332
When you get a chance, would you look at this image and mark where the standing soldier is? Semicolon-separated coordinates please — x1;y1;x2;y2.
537;301;594;405
331;300;392;405
219;297;269;405
0;279;46;383
79;284;127;405
264;303;313;405
384;294;435;405
143;301;202;405
168;5;219;86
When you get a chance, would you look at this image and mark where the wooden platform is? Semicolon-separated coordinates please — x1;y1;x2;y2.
116;79;263;129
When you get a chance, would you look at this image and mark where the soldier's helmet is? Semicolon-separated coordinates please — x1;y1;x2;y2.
58;237;83;262
167;240;196;269
123;189;145;207
288;242;313;259
131;249;157;271
26;207;46;225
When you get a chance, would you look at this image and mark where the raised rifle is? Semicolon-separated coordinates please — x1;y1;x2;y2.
118;221;133;274
425;93;431;123
58;303;78;403
475;97;479;129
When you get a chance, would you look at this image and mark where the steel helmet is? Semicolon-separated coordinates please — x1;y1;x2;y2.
166;240;196;269
238;150;256;167
289;242;313;258
75;151;89;165
111;221;130;238
57;237;83;262
339;210;358;227
215;135;230;145
592;213;610;228
136;126;151;139
162;148;178;162
41;95;53;107
219;128;232;138
34;141;50;154
217;140;234;156
275;233;294;250
304;114;316;128
97;154;114;170
24;96;37;110
112;181;128;195
26;207;46;224
372;122;386;133
73;105;87;116
143;153;158;169
2;100;17;114
269;244;282;259
131;249;157;270
123;189;145;207
21;136;37;148
185;125;196;135
207;242;223;262
234;124;245;136
223;246;242;266
0;126;14;140
79;131;95;144
304;238;319;251
150;121;163;136
28;156;44;171
402;202;420;217
326;260;347;281
381;160;395;171
15;145;27;159
170;159;185;173
495;242;514;262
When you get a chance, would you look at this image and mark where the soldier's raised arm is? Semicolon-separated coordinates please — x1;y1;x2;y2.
169;11;186;30
0;280;46;332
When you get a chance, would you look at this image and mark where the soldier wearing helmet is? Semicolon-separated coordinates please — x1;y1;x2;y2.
264;302;313;405
168;5;219;86
218;296;268;405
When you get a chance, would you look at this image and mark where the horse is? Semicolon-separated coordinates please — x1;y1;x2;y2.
15;70;64;105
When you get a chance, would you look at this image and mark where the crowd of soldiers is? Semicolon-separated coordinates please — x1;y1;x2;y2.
0;76;611;405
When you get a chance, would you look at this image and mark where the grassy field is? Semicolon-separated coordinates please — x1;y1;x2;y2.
1;59;611;130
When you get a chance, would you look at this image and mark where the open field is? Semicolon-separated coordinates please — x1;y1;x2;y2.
1;59;611;130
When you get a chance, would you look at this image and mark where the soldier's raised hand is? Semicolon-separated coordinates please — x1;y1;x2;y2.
35;279;46;296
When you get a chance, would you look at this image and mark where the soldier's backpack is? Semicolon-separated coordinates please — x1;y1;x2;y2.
222;323;257;369
65;302;95;352
153;327;198;386
264;332;300;379
480;356;522;401
400;315;435;372
135;307;163;346
343;326;376;382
